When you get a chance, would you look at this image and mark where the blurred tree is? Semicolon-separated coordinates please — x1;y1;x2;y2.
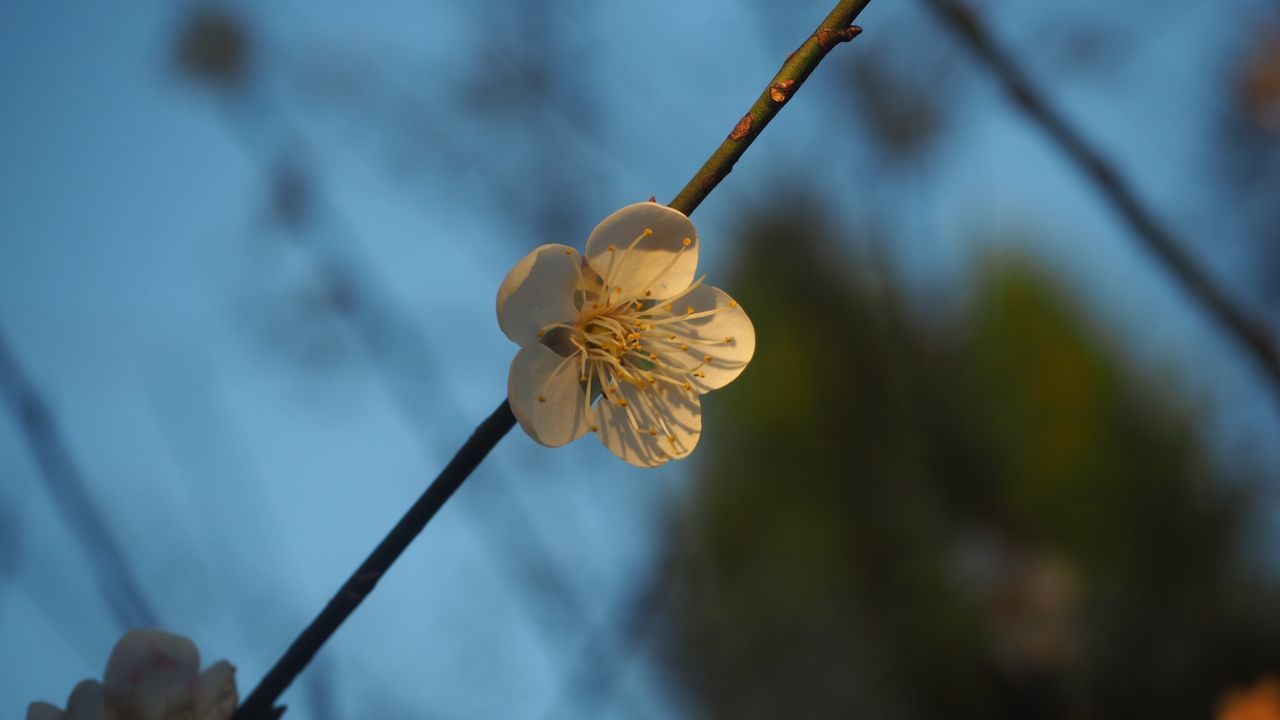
657;204;1280;719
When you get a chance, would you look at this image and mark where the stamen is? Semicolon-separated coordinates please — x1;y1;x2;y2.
603;228;658;303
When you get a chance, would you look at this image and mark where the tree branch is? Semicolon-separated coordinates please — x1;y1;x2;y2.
670;0;870;215
231;1;872;715
0;329;160;631
920;0;1280;401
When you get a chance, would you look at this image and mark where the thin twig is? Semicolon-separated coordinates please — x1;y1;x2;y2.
231;400;516;719
670;0;872;215
920;0;1280;400
0;328;159;630
231;1;870;715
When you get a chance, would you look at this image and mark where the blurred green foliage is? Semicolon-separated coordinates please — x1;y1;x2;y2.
659;207;1280;719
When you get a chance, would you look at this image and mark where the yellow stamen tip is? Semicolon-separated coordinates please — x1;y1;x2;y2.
537;330;546;337
686;306;694;315
579;376;587;383
724;336;733;344
643;228;654;236
682;237;692;247
729;300;738;308
608;244;617;252
682;382;692;391
564;248;573;255
648;428;658;436
644;290;652;297
664;304;673;311
537;396;546;403
668;435;677;445
703;354;713;362
591;425;599;432
680;344;689;351
618;399;628;407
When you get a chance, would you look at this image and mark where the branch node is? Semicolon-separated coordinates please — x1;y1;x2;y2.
815;25;863;50
769;79;797;104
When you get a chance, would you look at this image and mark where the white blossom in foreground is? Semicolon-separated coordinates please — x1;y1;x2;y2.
28;629;238;720
498;201;755;467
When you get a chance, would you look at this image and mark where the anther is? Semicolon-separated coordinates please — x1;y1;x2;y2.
724;336;733;344
579;375;587;383
729;300;738;308
608;244;617;252
664;304;673;311
682;237;692;247
668;435;677;445
643;228;654;236
564;248;573;255
537;396;546;403
644;290;652;297
680;344;689;351
649;353;658;360
537;330;546;337
703;354;713;362
618;398;628;407
682;382;692;391
591;425;599;432
686;306;694;315
648;428;658;436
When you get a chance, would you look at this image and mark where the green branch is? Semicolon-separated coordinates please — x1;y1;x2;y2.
670;0;871;215
231;2;872;717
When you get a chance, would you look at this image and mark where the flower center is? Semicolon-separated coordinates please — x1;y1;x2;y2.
535;240;739;448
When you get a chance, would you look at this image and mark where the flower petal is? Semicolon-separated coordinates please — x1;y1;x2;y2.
103;629;199;719
65;680;106;720
26;702;67;720
508;343;594;447
585;203;698;302
659;284;754;393
193;661;238;720
497;244;582;346
596;381;701;467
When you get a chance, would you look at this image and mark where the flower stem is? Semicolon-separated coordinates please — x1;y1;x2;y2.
669;0;872;216
231;2;872;716
231;401;516;719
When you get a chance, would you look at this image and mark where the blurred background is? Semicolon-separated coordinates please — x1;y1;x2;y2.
3;0;1280;717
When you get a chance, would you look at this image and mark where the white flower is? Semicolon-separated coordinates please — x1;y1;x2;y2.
497;202;755;467
28;629;238;720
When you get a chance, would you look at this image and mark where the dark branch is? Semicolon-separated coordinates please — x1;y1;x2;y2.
231;1;875;715
0;328;159;630
231;401;516;719
921;0;1280;401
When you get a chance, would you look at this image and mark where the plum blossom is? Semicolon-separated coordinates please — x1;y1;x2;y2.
497;201;755;467
28;629;238;720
